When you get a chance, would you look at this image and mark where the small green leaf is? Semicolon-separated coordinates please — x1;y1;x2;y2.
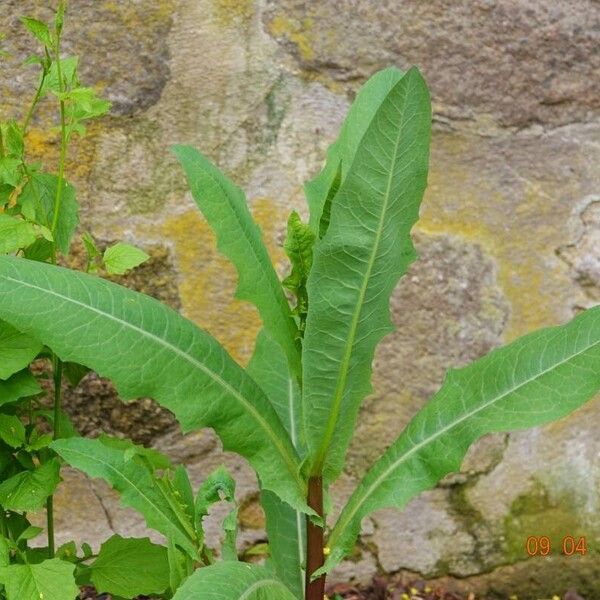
282;211;315;332
81;542;93;558
89;535;169;599
221;507;239;561
34;409;79;439
20;17;53;47
0;214;36;254
0;558;78;600
167;541;193;594
56;540;77;562
0;536;10;567
195;465;236;524
18;172;78;254
0;158;21;187
172;562;296;600
0;414;26;448
17;525;43;543
0;369;41;407
0;320;42;380
3;121;24;158
63;361;90;387
64;87;111;123
40;56;78;97
103;242;149;275
0;458;61;512
82;231;99;259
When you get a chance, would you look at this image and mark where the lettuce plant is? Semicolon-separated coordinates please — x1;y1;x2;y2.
1;33;599;600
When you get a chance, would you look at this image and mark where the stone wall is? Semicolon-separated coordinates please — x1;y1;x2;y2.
2;1;600;597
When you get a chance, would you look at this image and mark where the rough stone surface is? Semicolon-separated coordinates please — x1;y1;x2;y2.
263;0;600;129
2;0;600;596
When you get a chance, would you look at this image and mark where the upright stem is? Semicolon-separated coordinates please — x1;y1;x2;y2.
47;4;67;556
46;354;62;558
305;476;325;600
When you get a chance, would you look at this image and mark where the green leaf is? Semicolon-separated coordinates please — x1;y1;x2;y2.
260;489;305;597
40;56;78;97
0;320;42;380
282;211;315;332
322;305;600;575
172;144;301;382
0;214;37;254
247;330;303;454
3;121;24;158
62;361;90;387
0;414;26;448
82;231;99;259
167;540;193;594
0;536;10;567
305;66;405;233
318;161;342;239
0;558;78;600
97;434;172;470
0;370;41;407
64;87;111;124
0;256;307;515
302;67;432;482
172;562;296;600
221;507;239;561
89;535;169;598
20;17;53;48
33;409;78;439
248;330;305;597
51;437;197;557
0;157;21;187
0;458;60;512
18;172;78;254
195;465;236;524
17;525;43;543
103;242;149;275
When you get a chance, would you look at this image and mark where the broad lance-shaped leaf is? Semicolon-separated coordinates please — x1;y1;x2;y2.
172;562;296;600
302;67;431;482
52;437;197;557
248;330;305;598
320;305;600;575
0;256;308;516
172;145;301;382
305;66;405;234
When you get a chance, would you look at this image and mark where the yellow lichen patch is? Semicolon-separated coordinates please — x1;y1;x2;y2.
417;133;573;342
213;0;255;26
104;0;175;26
268;15;315;61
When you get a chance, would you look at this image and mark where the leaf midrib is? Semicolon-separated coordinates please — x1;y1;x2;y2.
2;274;303;492
311;74;413;474
328;332;600;549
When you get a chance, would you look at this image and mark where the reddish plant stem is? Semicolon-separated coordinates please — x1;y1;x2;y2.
305;475;325;600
